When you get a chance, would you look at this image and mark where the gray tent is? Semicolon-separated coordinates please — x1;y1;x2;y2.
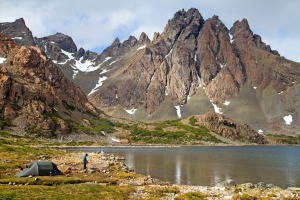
15;160;62;177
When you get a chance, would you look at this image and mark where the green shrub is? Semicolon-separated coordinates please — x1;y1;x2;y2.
91;117;115;134
0;117;11;130
66;141;94;146
62;100;76;111
189;116;197;126
66;120;93;134
175;192;206;200
0;193;16;200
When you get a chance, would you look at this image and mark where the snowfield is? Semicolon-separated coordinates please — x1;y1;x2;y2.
125;108;137;115
0;57;6;64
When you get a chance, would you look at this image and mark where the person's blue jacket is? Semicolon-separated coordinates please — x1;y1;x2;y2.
83;154;87;163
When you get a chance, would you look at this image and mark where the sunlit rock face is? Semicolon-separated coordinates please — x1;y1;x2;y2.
0;33;98;136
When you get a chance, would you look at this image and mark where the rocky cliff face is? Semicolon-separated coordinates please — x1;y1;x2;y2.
0;33;98;136
0;18;35;46
192;112;266;144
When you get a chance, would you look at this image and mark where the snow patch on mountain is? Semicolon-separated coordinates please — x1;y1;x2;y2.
197;73;202;87
73;70;78;79
109;59;118;65
61;49;100;72
100;69;110;75
223;101;230;106
125;108;137;115
11;37;22;40
61;49;74;59
210;101;223;114
137;45;146;50
0;57;6;64
85;57;112;72
175;105;182;118
74;58;94;72
111;138;120;143
283;115;293;125
88;76;107;95
229;33;234;43
164;48;173;59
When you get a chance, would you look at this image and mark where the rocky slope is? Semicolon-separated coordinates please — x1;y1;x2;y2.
0;33;98;136
1;8;300;135
192;112;266;144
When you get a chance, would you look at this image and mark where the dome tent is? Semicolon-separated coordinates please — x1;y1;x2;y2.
15;160;62;177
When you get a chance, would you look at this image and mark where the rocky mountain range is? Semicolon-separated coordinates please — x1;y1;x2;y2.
1;8;300;135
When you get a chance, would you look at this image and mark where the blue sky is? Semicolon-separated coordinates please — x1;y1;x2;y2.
0;0;299;62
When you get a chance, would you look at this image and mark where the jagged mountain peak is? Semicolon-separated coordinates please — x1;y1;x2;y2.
158;7;204;48
0;18;35;46
230;18;279;56
111;37;121;46
230;18;253;42
126;35;138;46
76;47;85;58
37;32;77;53
139;32;151;44
14;18;26;24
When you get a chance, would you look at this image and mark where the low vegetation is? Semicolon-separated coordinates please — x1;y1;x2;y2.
0;117;11;130
116;120;222;145
66;117;116;135
0;131;62;178
175;191;206;200
0;185;135;200
264;134;300;145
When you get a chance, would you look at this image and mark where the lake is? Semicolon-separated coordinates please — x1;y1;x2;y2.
68;146;300;188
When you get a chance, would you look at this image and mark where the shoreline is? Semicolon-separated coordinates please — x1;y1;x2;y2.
58;151;300;199
46;143;300;149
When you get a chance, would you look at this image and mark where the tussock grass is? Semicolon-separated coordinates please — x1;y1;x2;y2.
174;191;206;200
265;134;300;145
0;185;135;200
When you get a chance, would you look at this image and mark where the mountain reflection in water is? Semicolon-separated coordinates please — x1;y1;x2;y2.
70;146;300;188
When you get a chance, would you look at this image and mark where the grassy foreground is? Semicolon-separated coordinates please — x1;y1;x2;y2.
0;131;193;199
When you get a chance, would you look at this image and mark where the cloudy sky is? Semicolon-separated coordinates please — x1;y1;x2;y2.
1;0;299;62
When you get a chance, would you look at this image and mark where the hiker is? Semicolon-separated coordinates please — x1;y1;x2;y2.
83;153;88;170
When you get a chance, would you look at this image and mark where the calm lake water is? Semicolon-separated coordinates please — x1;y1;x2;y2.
68;146;300;188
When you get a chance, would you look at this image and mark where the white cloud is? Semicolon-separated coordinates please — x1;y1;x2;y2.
0;0;299;62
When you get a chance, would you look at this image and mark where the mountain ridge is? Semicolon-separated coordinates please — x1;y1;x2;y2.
1;8;299;135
